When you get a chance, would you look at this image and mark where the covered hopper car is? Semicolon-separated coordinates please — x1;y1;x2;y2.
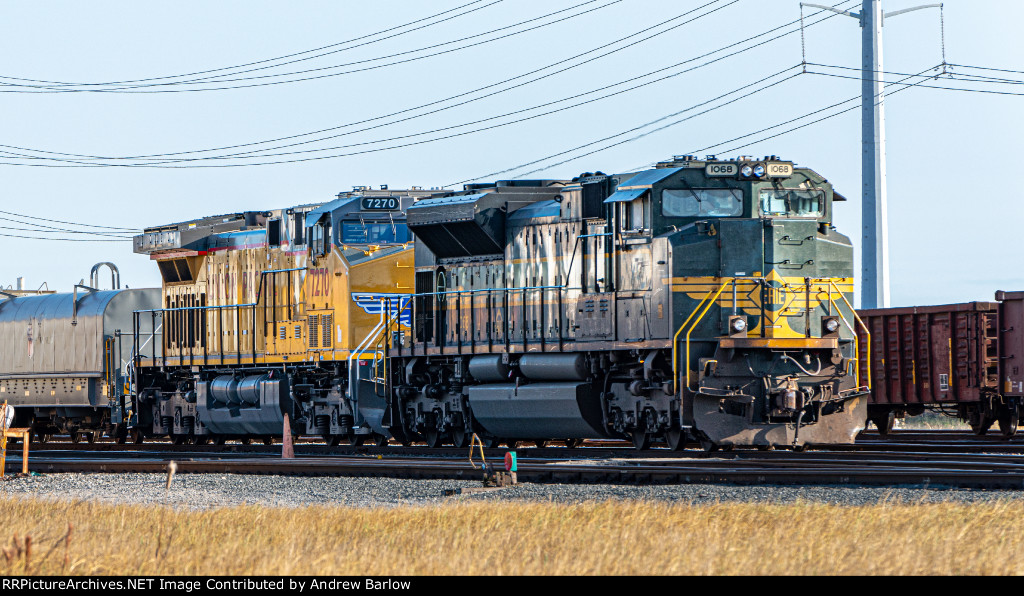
0;264;160;442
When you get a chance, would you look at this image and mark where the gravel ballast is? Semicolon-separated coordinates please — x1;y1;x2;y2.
4;473;1024;509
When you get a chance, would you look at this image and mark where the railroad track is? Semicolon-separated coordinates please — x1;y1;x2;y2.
18;429;1024;456
9;446;1024;489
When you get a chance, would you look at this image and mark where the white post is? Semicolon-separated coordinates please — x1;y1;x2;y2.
861;0;889;308
801;1;942;308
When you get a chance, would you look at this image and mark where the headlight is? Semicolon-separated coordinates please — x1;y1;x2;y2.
753;164;766;178
740;165;753;177
825;318;840;333
731;317;747;333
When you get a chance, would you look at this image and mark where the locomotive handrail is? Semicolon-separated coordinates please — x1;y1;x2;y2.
348;305;387;404
823;279;871;391
133;267;307;315
672;281;731;394
684;282;733;393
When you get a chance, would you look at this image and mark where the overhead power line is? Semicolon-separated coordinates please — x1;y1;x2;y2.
809;62;1024;85
691;66;941;155
805;68;1024;97
0;0;501;89
0;0;871;168
451;66;803;185
0;0;620;94
0;231;134;242
0;0;741;163
460;64;941;183
0;209;141;231
0;2;768;168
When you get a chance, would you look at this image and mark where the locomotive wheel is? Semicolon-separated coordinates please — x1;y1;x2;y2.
376;434;390;447
482;436;502;449
564;438;583;449
86;432;96;444
263;437;274;446
971;418;993;436
664;429;686;452
130;429;143;444
327;435;342;447
349;434;366;447
999;409;1019;438
423;429;443;448
240;437;252;445
115;434;126;445
71;433;81;444
40;434;51;444
195;436;210;446
631;431;652;451
213;435;226;446
700;438;719;453
172;435;186;446
533;439;549;449
450;428;469;449
504;440;522;450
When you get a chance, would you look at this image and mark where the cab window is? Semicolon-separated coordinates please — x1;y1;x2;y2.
759;189;824;217
338;221;409;245
662;188;742;217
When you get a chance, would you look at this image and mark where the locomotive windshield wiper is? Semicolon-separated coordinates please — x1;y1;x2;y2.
679;181;703;206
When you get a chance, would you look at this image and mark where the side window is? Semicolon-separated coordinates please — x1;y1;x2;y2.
267;219;281;247
311;220;330;257
292;213;305;245
620;196;650;232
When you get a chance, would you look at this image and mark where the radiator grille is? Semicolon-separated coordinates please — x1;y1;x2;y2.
322;313;333;347
307;314;319;348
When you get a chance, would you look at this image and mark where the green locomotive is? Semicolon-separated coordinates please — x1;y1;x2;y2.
387;155;868;450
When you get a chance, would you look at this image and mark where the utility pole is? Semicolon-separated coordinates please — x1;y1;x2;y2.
802;1;941;308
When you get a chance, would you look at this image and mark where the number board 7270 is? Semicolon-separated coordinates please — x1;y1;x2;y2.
360;197;400;211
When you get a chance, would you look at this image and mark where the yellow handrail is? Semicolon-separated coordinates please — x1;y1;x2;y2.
685;283;731;392
671;277;870;396
812;279;871;391
827;280;871;391
671;281;731;393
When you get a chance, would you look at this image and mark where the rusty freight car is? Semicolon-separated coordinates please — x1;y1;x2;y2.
858;291;1024;436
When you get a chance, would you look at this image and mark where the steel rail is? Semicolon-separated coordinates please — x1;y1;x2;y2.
11;450;1024;489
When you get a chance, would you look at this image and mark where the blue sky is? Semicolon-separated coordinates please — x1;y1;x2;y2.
0;0;1020;307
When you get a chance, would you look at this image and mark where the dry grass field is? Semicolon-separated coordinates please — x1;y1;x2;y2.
0;496;1021;575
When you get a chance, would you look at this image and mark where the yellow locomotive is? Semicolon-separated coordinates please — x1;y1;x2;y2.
132;187;437;444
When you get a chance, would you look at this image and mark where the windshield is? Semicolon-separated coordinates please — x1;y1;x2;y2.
662;188;743;217
339;222;409;245
759;189;824;217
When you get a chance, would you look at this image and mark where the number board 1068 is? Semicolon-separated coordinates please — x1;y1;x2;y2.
361;197;400;211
